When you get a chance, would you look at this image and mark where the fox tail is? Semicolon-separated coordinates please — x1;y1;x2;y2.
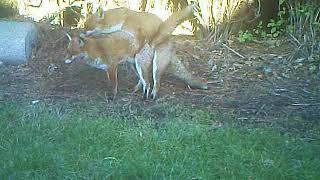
151;4;197;47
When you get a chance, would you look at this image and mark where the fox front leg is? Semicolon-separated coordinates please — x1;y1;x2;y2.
129;63;143;93
107;63;119;100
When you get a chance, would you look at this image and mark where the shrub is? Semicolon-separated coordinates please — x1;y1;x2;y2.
0;0;18;18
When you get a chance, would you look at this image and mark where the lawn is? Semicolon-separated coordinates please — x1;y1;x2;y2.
0;101;319;179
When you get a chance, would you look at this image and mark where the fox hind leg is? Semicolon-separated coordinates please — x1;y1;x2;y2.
134;57;150;99
134;43;154;99
150;46;170;100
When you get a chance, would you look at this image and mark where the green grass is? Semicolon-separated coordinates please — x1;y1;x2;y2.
0;101;319;179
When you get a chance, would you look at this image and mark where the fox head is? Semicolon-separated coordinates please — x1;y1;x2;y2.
65;33;87;62
64;33;109;71
66;33;82;53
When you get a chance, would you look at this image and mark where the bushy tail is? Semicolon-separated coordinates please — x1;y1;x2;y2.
170;54;208;90
151;4;196;47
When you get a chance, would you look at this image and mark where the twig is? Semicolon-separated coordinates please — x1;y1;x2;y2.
205;30;215;42
221;43;246;59
299;137;318;142
271;92;296;100
43;94;76;99
179;49;202;60
201;94;210;101
291;103;320;106
255;104;266;115
301;88;313;95
53;35;64;44
187;85;193;91
237;117;248;120
288;33;301;46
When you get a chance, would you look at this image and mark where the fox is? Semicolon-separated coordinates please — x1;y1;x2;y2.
68;36;208;99
81;4;203;99
84;4;198;48
119;35;208;99
66;31;141;99
140;41;208;99
67;7;163;99
81;4;199;96
66;4;207;99
83;7;163;49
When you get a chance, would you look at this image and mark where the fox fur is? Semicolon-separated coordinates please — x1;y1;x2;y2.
67;4;207;99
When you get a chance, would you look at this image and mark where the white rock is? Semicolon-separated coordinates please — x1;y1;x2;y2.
32;100;40;104
64;59;72;64
0;21;37;65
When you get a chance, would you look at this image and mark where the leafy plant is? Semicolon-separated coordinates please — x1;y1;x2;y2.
253;0;286;41
237;30;254;43
253;21;268;40
284;0;320;75
267;19;285;38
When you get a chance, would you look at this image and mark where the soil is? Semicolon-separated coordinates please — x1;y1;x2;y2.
1;24;319;132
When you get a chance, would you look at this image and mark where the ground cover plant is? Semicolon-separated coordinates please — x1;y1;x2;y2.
0;101;319;179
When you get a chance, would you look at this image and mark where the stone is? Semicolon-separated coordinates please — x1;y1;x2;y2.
0;21;37;65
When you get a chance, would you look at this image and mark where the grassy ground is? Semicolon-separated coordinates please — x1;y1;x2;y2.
0;100;319;179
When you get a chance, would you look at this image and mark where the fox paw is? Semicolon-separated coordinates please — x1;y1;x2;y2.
142;84;150;100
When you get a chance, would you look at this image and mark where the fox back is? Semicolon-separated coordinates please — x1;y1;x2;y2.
84;8;163;48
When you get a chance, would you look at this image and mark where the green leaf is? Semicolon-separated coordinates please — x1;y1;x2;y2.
271;27;277;34
279;0;285;6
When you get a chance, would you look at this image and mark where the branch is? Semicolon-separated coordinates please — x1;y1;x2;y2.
221;43;246;59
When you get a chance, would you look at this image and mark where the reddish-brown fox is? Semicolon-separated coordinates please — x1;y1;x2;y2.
66;4;207;99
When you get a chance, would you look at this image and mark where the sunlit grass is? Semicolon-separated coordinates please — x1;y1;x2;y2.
0;101;319;179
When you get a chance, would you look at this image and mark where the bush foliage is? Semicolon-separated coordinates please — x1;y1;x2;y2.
0;0;17;18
